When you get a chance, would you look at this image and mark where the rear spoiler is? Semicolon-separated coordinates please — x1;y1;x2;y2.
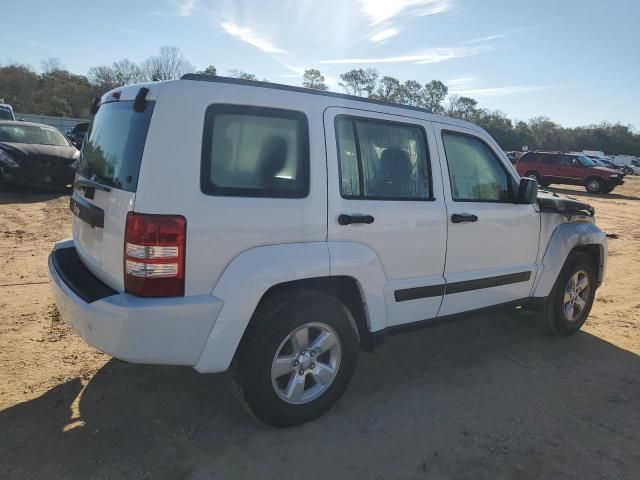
89;87;150;115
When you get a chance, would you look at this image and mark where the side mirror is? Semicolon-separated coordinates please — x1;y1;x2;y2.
516;177;538;204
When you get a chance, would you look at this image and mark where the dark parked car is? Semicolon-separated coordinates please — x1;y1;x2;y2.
516;151;624;193
586;155;633;175
67;122;89;148
0;103;15;120
0;121;79;190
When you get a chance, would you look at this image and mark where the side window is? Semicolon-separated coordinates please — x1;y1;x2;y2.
442;131;512;202
559;155;574;166
335;116;431;200
541;154;558;164
518;153;535;164
201;105;309;198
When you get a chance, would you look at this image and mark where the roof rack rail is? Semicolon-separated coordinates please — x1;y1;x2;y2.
180;74;433;115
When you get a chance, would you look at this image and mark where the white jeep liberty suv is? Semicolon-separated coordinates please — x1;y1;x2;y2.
50;76;607;426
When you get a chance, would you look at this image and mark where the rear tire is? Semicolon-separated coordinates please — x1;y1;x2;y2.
237;289;359;427
539;252;596;336
585;177;604;193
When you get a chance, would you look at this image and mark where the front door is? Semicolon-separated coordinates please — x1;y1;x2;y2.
432;123;540;316
324;107;447;327
557;155;583;185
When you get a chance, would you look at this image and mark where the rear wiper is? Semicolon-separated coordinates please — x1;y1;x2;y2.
75;177;112;192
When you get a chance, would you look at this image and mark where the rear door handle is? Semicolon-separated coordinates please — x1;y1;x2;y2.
451;213;478;223
338;214;374;226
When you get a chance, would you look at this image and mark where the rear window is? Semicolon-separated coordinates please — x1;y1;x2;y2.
0;124;69;146
78;101;154;192
201;104;309;198
0;107;14;120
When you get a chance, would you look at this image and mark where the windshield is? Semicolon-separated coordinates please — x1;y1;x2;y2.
0;124;69;146
0;108;14;120
577;155;597;167
78;100;155;192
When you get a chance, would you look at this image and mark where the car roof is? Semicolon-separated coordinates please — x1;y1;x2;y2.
180;73;437;117
102;75;484;134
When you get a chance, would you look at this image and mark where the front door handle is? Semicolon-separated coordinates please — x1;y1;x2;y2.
338;214;374;226
451;213;478;223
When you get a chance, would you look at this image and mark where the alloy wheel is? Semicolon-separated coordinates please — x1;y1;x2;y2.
270;322;342;405
563;270;590;322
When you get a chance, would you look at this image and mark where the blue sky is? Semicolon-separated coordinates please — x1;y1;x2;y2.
2;0;639;128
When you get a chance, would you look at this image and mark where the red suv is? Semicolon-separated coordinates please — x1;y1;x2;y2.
516;151;624;193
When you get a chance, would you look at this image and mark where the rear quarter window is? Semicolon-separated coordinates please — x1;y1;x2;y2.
201;104;309;198
78;101;155;192
0;108;14;120
518;153;536;164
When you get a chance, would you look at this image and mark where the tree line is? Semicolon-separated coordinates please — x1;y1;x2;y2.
1;46;638;155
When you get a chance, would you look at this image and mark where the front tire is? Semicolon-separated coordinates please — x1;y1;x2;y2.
585;177;604;193
540;252;596;336
237;289;359;427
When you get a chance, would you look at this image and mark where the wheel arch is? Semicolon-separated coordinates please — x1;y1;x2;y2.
532;222;607;298
585;174;606;190
236;276;372;364
193;242;382;374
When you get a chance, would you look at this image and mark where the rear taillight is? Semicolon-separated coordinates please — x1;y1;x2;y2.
124;213;186;297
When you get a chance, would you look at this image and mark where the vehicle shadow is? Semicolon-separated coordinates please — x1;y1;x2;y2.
547;185;640;201
1;311;639;480
0;186;69;205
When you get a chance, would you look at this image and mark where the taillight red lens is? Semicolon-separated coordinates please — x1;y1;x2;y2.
124;213;186;297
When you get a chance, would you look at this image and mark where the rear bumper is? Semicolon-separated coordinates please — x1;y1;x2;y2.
49;240;223;366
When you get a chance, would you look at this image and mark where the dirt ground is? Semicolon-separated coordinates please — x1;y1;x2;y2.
1;179;639;480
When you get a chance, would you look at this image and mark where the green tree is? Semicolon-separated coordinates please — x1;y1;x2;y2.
397;80;422;106
199;65;217;76
339;68;378;97
0;64;39;112
302;69;328;90
228;69;257;80
446;96;478;121
421;80;448;113
372;76;402;102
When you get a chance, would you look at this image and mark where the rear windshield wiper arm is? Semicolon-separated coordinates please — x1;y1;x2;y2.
75;177;112;192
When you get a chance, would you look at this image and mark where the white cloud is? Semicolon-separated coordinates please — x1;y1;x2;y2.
177;0;197;16
369;27;400;43
465;33;509;44
27;41;55;50
318;46;487;65
358;0;454;26
220;22;288;54
450;85;556;97
464;27;538;44
445;76;475;88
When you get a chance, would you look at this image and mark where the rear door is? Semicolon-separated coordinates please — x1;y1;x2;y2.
432;123;540;316
325;107;447;327
72;92;155;291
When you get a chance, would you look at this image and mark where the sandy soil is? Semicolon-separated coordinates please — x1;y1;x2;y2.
0;179;639;479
